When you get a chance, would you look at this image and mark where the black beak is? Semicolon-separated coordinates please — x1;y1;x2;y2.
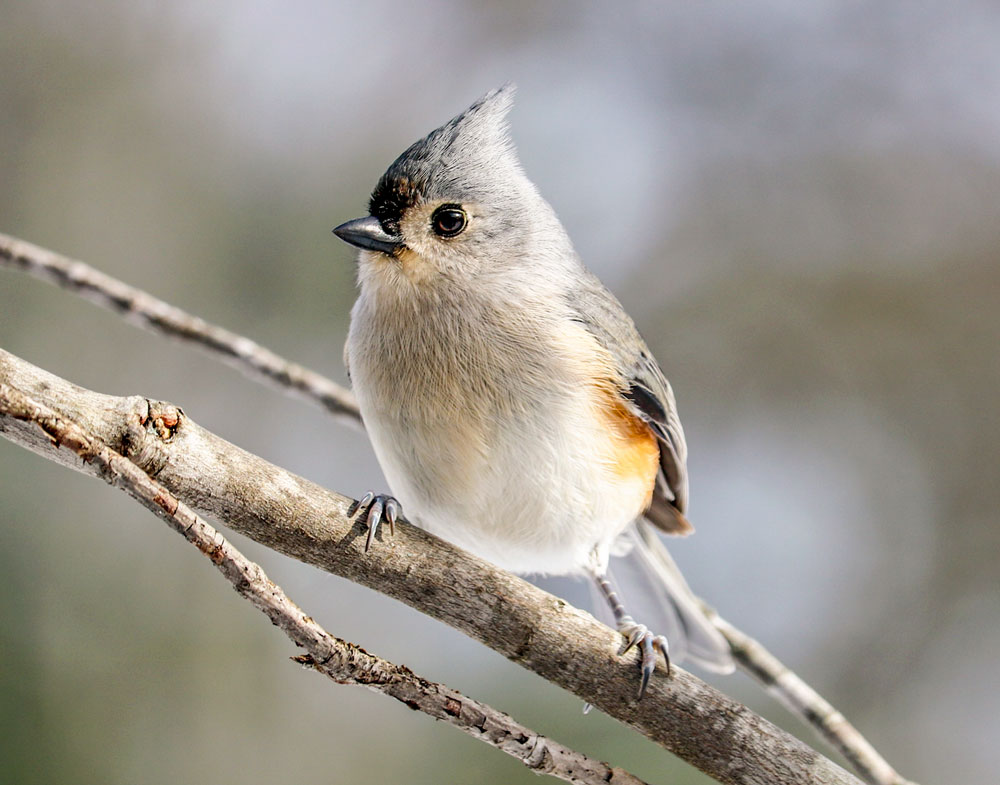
333;216;404;255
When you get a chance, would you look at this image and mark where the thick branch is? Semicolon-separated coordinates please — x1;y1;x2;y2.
0;383;647;785
0;347;860;785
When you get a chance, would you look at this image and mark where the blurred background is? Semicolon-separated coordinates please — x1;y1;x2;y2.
2;2;998;783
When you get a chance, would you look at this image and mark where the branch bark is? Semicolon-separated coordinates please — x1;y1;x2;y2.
0;382;648;785
0;347;861;785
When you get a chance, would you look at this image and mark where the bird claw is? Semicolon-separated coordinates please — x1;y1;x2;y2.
592;574;673;698
348;491;402;552
619;619;671;698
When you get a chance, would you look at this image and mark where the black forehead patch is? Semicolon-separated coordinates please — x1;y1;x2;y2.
368;175;423;236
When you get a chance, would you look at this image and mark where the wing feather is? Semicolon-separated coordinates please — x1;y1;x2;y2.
569;272;692;534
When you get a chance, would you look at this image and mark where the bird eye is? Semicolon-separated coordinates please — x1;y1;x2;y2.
431;205;468;238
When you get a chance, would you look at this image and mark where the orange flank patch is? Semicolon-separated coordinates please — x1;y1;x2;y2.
593;382;660;511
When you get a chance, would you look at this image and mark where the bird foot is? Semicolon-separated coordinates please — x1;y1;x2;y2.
592;573;672;698
618;618;671;698
347;491;402;552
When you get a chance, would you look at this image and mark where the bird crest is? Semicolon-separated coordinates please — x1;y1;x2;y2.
369;84;521;230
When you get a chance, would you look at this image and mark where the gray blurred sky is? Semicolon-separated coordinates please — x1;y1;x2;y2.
2;2;999;784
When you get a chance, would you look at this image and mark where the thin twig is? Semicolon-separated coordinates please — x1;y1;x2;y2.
0;347;864;785
0;232;914;785
0;382;650;785
0;233;360;427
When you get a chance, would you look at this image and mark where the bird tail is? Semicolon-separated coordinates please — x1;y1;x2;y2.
592;519;735;674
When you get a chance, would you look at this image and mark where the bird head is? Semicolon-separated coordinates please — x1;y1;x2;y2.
334;84;566;287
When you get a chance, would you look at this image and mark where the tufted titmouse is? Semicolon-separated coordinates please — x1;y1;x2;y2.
334;85;733;694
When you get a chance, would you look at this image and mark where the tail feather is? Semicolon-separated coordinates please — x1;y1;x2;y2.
644;493;695;535
603;520;734;674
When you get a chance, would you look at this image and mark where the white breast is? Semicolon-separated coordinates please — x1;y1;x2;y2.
347;278;649;576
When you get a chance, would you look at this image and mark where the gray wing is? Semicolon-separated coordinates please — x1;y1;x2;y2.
570;271;692;534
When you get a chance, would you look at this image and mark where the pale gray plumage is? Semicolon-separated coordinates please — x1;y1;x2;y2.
336;84;733;681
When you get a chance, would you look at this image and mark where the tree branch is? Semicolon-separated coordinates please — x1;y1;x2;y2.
0;231;916;785
0;382;648;785
0;232;360;428
0;347;862;785
705;612;917;785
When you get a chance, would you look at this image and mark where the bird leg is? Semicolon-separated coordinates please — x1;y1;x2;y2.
592;571;670;697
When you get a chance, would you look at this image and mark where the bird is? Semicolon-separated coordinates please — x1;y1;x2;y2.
333;84;733;695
